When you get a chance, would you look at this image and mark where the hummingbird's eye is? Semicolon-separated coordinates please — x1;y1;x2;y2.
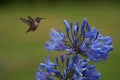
35;18;40;22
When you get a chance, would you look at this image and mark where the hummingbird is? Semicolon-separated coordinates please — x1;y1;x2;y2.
20;16;45;33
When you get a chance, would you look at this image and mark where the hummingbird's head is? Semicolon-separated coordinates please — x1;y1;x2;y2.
35;17;46;23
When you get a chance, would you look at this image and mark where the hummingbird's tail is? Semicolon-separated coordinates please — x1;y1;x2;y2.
26;28;32;33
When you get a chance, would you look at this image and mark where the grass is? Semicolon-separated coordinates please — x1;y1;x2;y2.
0;2;120;80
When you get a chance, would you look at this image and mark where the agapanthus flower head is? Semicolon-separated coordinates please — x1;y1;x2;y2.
36;54;101;80
36;18;113;80
45;18;113;62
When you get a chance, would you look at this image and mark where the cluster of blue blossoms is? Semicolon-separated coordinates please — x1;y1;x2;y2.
36;18;113;80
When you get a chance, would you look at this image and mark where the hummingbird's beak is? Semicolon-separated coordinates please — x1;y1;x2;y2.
40;18;46;19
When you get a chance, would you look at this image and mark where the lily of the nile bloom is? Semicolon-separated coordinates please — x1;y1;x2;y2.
80;19;113;62
36;54;101;80
74;57;101;80
36;68;53;80
36;56;61;80
45;18;113;62
45;28;67;51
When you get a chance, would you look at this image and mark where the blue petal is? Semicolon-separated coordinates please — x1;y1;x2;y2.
66;56;70;68
70;21;72;30
55;56;59;64
63;19;70;34
81;18;88;36
60;55;65;63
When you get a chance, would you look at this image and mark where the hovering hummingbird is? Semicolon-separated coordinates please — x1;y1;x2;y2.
20;16;45;33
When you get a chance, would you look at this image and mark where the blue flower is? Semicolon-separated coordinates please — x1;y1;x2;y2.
36;54;101;80
45;28;67;51
39;18;113;80
45;18;113;62
81;18;91;37
36;68;52;80
36;56;61;80
63;20;72;35
80;27;113;61
74;58;101;80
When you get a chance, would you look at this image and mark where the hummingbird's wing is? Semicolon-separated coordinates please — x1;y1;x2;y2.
20;18;32;26
28;16;34;22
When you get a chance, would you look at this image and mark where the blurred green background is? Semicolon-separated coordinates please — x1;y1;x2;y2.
0;0;120;80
